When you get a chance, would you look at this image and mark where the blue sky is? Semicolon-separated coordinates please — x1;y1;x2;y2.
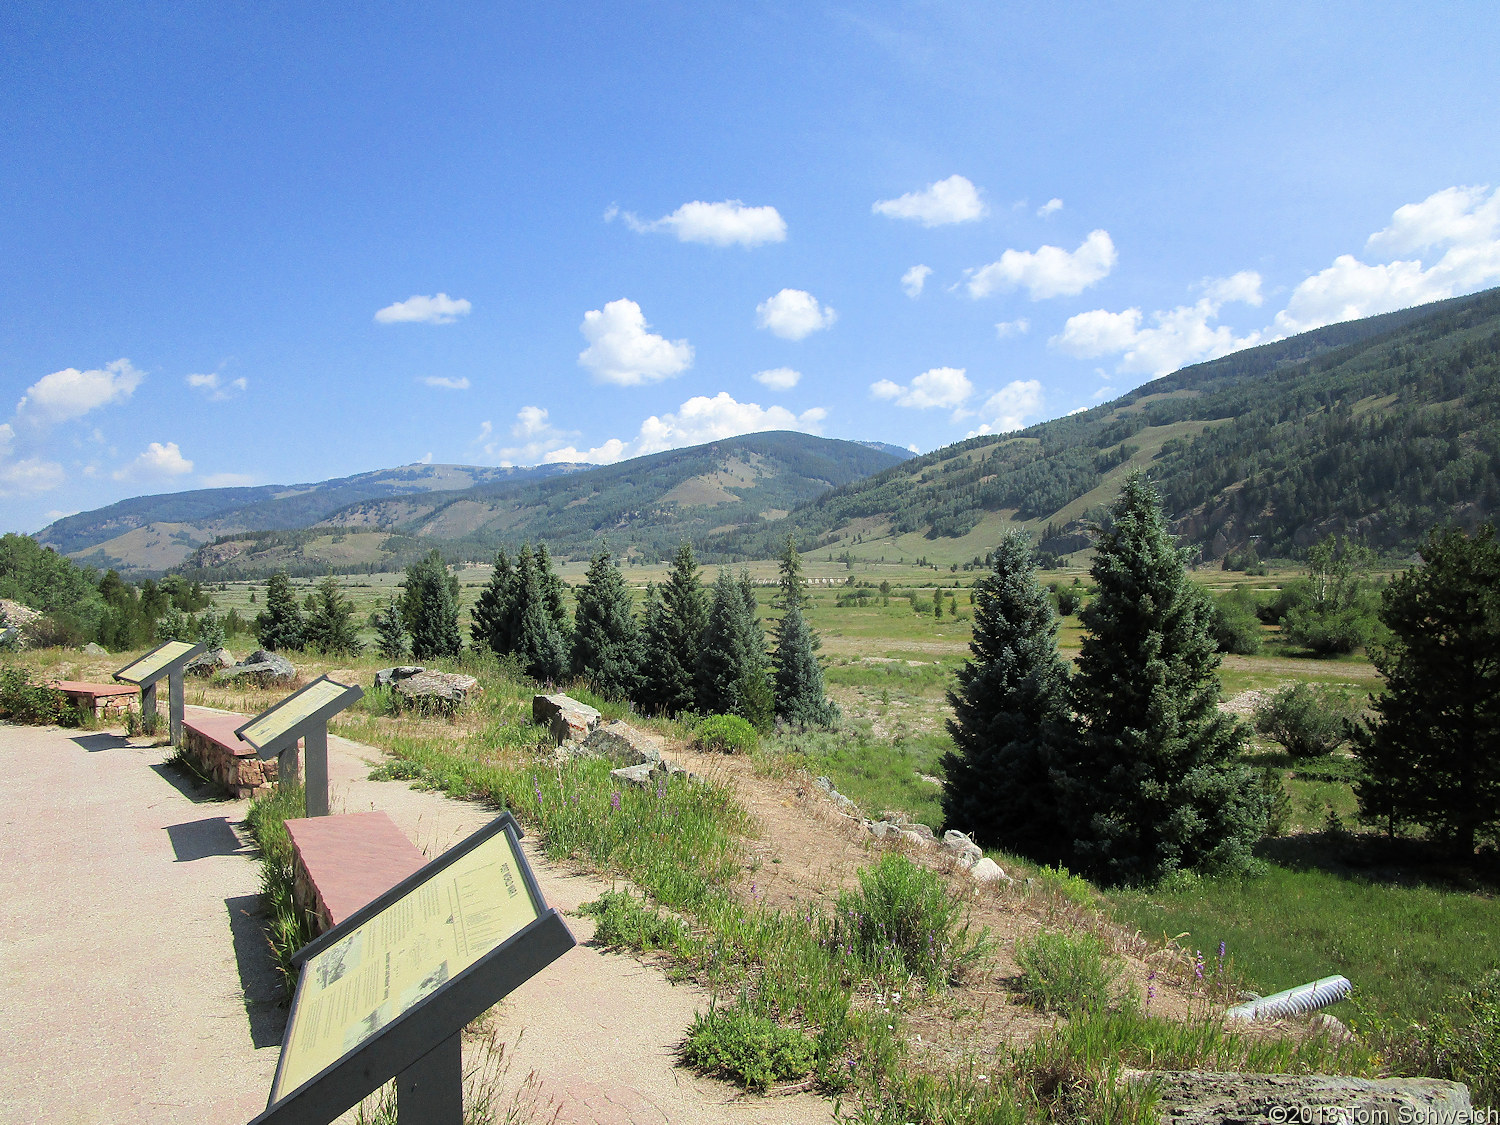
3;2;1499;533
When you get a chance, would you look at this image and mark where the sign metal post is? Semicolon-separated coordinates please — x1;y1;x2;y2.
114;640;205;745
248;811;575;1125
236;676;362;817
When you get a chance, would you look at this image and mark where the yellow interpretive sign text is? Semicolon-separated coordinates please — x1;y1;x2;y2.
270;827;540;1101
238;677;355;752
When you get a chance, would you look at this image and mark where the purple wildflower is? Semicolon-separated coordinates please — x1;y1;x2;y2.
1194;950;1205;981
610;790;621;811
1217;941;1226;973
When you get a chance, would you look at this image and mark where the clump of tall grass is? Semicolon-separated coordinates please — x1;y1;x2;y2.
245;782;315;996
1015;930;1125;1015
682;1001;817;1092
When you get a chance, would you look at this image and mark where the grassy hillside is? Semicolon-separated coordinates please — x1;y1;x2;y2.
705;287;1500;564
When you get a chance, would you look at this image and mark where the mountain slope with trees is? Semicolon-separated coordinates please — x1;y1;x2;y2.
705;287;1500;563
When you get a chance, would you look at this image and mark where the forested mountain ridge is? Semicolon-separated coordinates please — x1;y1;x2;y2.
702;287;1500;563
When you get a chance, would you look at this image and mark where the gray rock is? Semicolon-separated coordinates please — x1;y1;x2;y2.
866;820;902;840
533;693;602;744
814;775;858;813
941;829;983;868
221;650;296;685
374;665;425;689
186;647;234;676
81;642;108;656
395;671;479;709
899;829;931;848
1135;1071;1471;1125
0;627;19;652
610;762;656;788
581;720;663;765
971;857;1012;884
902;822;935;840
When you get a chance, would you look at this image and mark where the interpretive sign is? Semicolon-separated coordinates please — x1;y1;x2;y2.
114;639;205;746
249;812;575;1125
236;676;363;817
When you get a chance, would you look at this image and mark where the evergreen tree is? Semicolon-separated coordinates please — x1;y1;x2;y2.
305;576;363;656
1353;524;1500;854
401;550;462;660
772;536;838;726
736;571;775;730
254;571;305;651
697;570;763;717
571;544;642;700
470;549;515;655
496;543;567;680
375;597;410;661
635;544;706;714
1055;473;1263;884
196;605;227;652
536;542;571;637
940;532;1073;863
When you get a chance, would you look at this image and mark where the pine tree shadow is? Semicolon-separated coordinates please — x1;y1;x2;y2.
1255;830;1500;891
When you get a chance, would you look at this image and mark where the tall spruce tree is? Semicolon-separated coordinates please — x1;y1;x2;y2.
636;543;706;714
402;549;462;661
571;544;642;699
697;569;766;717
1352;524;1500;854
375;597;410;660
254;570;305;651
940;532;1073;863
470;549;515;655
536;542;570;637
771;537;837;726
1056;473;1263;884
736;571;774;730
305;576;363;656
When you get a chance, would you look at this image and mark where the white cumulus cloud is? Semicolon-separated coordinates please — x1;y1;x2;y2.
374;293;472;325
1273;186;1500;336
480;405;580;465
995;318;1030;339
541;393;826;465
578;299;694;385
752;367;802;391
901;265;932;298
969;380;1044;436
1037;198;1064;217
186;372;248;400
0;457;66;495
114;441;193;481
873;175;986;226
612;199;787;247
870;367;973;411
16;358;144;425
755;289;836;340
965;230;1117;300
1052;274;1265;377
421;376;471;390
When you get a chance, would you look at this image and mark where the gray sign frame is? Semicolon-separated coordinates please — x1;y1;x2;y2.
113;639;205;746
235;675;364;816
248;811;575;1125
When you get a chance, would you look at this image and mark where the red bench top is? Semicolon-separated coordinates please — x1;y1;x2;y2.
49;681;138;699
284;811;427;928
182;713;258;758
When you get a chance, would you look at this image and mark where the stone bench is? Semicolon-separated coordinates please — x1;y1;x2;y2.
283;811;427;934
48;680;138;721
181;713;279;799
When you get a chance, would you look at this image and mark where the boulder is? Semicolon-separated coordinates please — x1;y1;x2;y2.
395;671;480;711
221;650;296;686
941;829;983;868
899;829;931;848
82;642;108;656
185;648;235;676
611;758;695;789
865;820;902;840
1136;1071;1471;1125
814;776;858;814
533;693;602;744
581;720;663;765
971;857;1012;884
902;822;935;841
374;665;425;689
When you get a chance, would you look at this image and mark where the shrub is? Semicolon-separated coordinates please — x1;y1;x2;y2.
1253;683;1358;758
1209;589;1264;655
692;714;758;754
831;853;988;990
1364;970;1500;1108
1014;930;1124;1015
682;1003;816;1092
0;665;73;726
1260;768;1294;837
1033;864;1096;909
22;612;89;649
580;890;687;953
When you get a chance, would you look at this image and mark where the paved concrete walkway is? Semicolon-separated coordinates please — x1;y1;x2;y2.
0;713;834;1125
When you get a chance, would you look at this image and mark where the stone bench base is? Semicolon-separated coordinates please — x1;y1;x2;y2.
284;811;427;934
182;713;278;799
48;681;138;720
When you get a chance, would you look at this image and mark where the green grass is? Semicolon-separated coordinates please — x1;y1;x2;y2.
763;721;949;828
244;782;316;997
682;1003;818;1092
1014;930;1124;1015
1108;863;1500;1024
